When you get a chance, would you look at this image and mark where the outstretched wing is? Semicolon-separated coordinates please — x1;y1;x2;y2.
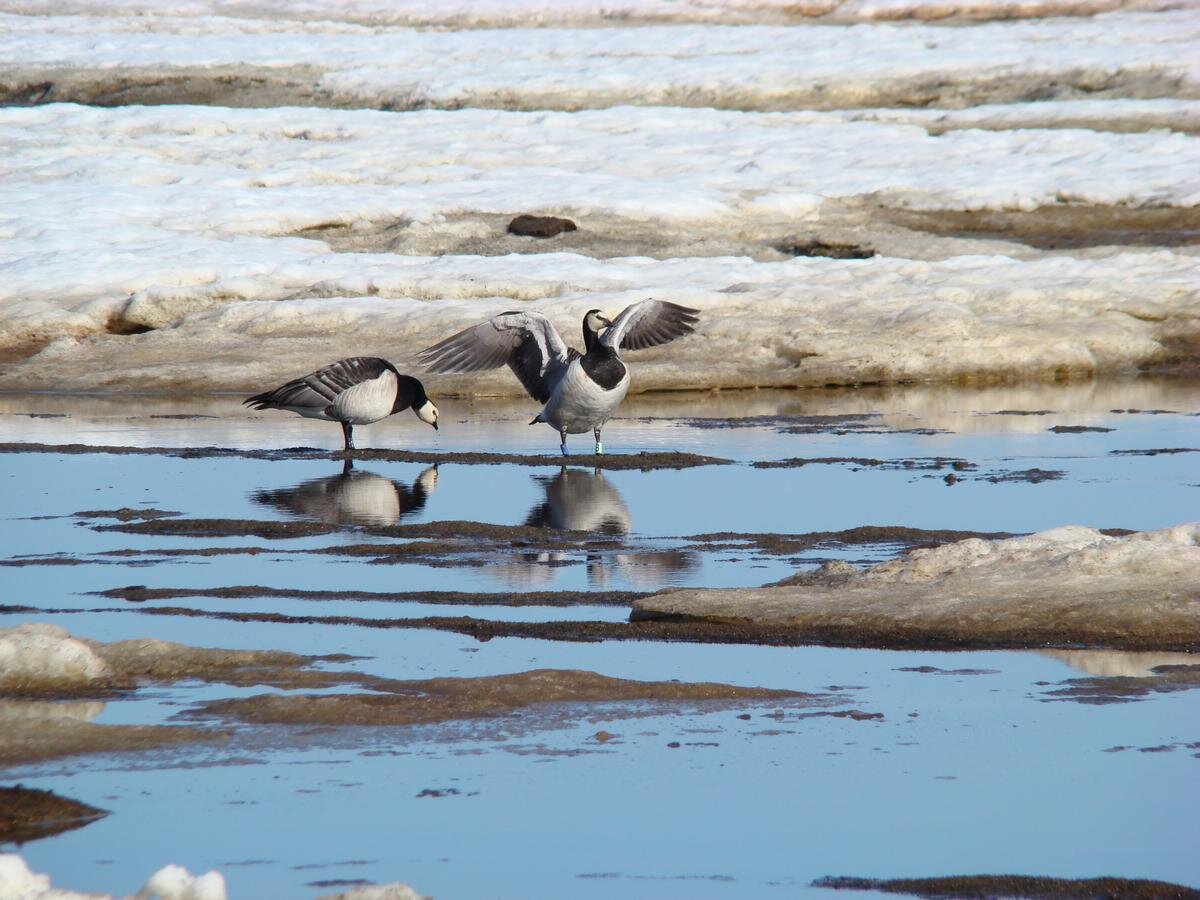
600;299;700;351
417;312;570;403
244;357;392;411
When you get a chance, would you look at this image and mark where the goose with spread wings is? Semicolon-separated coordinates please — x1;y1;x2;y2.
244;357;439;453
418;299;699;455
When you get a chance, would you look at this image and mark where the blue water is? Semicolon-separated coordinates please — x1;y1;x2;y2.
1;384;1197;898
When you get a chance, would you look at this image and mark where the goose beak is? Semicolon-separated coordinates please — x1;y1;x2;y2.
599;315;613;327
432;420;439;431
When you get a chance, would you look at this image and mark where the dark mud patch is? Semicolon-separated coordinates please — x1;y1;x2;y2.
0;632;378;699
0;556;93;568
507;214;577;237
1048;425;1114;434
679;413;940;437
689;526;1015;559
40;532;656;570
91;518;640;568
813;873;1200;898
0;65;332;110
793;709;884;721
1110;447;1200;457
93;517;339;540
885;204;1200;251
49;601;1200;653
895;666;1000;675
1041;664;1200;705
94;638;355;692
776;239;875;260
578;872;736;883
754;456;974;472
186;668;820;728
95;585;646;608
0;442;727;470
1110;409;1199;416
74;508;181;522
982;467;1065;484
0;785;108;845
308;878;373;889
0;711;222;767
2;64;1187;113
95;515;612;545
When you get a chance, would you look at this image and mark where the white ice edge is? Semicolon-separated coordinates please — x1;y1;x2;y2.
0;0;1190;27
0;851;428;900
1;10;1198;109
633;523;1200;630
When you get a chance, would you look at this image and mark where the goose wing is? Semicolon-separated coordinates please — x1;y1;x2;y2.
244;357;393;412
418;312;570;403
600;299;700;352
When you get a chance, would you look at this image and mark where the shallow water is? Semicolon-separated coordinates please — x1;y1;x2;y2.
1;381;1198;898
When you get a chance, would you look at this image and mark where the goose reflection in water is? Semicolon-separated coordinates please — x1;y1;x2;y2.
251;464;438;527
525;466;633;534
488;467;698;590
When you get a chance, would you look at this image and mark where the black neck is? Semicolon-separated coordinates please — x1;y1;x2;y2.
392;376;427;414
583;322;601;355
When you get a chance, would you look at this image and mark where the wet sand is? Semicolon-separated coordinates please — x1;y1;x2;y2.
0;785;107;844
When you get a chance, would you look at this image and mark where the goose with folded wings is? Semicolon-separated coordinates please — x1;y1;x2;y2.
244;357;439;453
418;299;699;455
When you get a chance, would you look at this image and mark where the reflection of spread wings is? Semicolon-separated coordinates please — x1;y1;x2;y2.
600;300;700;352
251;466;437;527
418;312;571;403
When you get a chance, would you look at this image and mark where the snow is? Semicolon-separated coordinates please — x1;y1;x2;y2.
1;11;1197;110
632;524;1200;648
1;101;1197;393
2;250;1196;393
134;866;226;900
0;6;1197;395
0;856;224;900
0;624;113;692
0;0;1185;26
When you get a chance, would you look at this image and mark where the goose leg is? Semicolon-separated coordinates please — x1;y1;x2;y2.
593;426;604;455
559;429;569;457
340;421;355;454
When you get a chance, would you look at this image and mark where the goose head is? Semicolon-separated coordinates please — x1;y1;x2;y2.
583;309;613;337
415;400;439;430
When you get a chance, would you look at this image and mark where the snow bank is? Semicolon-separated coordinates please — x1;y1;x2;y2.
0;624;114;693
1;102;1197;393
2;250;1195;393
841;98;1200;134
0;853;104;899
0;0;1182;26
135;866;226;900
632;525;1200;649
0;250;1193;393
0;855;224;900
1;11;1196;110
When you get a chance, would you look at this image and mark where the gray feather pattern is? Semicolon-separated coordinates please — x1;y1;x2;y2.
601;299;700;351
418;312;570;403
244;357;394;411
